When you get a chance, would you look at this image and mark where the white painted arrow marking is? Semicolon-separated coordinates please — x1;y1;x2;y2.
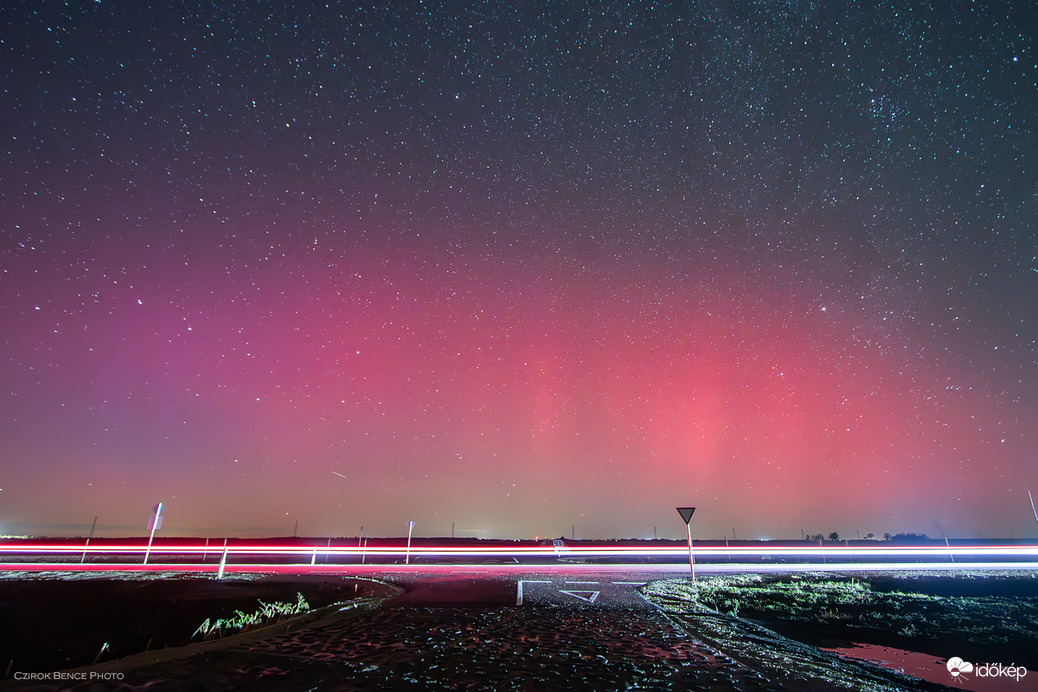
516;579;552;605
559;589;600;603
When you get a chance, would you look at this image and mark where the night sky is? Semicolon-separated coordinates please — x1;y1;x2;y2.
2;2;1036;540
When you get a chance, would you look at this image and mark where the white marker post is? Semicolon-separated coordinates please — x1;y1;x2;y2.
935;520;954;564
1029;490;1038;527
81;515;97;564
405;521;415;565
143;502;164;565
677;507;696;582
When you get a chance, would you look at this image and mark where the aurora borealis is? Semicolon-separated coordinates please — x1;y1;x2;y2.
2;2;1036;539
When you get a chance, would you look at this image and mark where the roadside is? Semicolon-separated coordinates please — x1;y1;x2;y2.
642;572;1038;691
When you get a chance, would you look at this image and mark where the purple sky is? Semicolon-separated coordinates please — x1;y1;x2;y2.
2;2;1036;539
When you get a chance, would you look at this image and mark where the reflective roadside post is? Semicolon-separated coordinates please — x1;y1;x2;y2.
81;515;97;564
144;502;164;565
677;507;696;582
405;520;415;565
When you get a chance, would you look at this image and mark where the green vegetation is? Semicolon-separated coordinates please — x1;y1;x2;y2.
645;575;872;620
642;574;1038;668
192;592;311;640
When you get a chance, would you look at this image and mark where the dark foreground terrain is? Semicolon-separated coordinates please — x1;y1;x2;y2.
2;571;1033;690
644;572;1038;671
0;572;385;672
643;572;1038;691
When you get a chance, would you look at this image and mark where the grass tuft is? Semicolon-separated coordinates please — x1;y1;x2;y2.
192;592;310;640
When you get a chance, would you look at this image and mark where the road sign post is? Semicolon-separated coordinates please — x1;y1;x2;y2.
677;507;696;582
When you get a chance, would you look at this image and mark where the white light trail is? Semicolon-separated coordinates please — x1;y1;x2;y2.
2;541;1038;563
0;561;1037;577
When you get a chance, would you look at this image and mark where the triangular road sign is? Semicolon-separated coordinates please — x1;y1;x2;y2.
559;590;599;604
677;507;696;524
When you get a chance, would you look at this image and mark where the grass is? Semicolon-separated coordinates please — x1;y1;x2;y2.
192;592;311;640
642;573;1038;669
645;574;872;619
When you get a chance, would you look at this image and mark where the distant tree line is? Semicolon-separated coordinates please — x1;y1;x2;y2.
805;532;930;542
884;532;929;542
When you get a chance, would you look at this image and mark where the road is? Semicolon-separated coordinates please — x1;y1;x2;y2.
372;567;667;609
516;574;652;607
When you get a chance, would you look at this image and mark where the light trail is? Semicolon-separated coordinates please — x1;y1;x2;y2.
0;561;1037;576
1;540;1037;565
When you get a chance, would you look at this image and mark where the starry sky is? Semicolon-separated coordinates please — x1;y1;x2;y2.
1;1;1036;540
